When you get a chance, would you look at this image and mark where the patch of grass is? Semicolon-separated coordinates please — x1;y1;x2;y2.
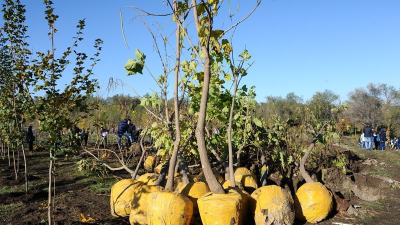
0;180;45;196
0;202;23;222
368;167;391;178
0;184;23;196
363;198;388;210
360;198;388;223
89;177;115;193
72;165;117;193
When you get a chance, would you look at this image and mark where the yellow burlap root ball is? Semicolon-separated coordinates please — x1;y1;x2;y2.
154;163;163;174
129;184;164;225
250;185;295;225
144;156;155;172
295;182;333;223
234;167;258;193
224;186;252;225
194;169;225;184
147;191;193;225
198;189;243;225
222;180;243;189
177;182;210;211
110;179;142;217
137;173;159;185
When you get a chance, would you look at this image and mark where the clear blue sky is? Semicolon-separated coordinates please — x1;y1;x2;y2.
15;0;400;102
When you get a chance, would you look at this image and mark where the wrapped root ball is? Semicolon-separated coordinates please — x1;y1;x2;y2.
154;163;163;174
178;182;210;212
137;173;159;185
222;180;243;190
129;184;164;225
295;182;333;223
194;169;225;184
144;156;155;172
250;185;295;225
147;191;193;225
234;167;258;193
225;186;252;225
198;189;242;225
110;179;142;217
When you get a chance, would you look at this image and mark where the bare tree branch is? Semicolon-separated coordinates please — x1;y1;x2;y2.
218;0;262;40
120;10;130;49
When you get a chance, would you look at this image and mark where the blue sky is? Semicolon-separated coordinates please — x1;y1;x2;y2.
15;0;400;102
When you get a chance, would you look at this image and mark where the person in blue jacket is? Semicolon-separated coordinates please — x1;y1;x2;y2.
379;128;386;151
117;118;133;150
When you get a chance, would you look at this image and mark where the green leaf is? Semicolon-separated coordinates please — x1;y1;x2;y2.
135;49;146;60
222;39;232;54
124;59;144;75
253;118;262;127
197;3;206;15
239;49;251;60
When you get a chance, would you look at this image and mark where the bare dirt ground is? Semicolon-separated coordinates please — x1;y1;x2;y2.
1;137;400;225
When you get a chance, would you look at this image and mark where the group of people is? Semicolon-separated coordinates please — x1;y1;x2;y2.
359;124;399;151
25;118;141;150
99;118;141;150
116;118;141;150
71;125;89;146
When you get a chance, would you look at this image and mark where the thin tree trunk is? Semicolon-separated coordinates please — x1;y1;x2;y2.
165;2;182;191
21;143;28;194
17;147;20;176
154;159;169;186
132;129;148;179
48;151;53;225
227;76;238;187
8;145;11;166
178;150;190;184
1;142;3;160
192;0;224;194
260;149;267;186
300;140;317;183
13;147;18;180
237;102;250;167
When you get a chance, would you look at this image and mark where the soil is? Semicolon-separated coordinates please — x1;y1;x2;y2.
1;136;400;225
0;145;131;225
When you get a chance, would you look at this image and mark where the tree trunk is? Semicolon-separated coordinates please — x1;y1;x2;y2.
48;151;54;225
132;129;148;179
154;159;169;186
165;8;182;191
192;0;224;194
260;149;268;186
21;143;28;194
8;145;10;166
178;151;190;184
300;141;317;183
13;146;18;180
227;76;238;187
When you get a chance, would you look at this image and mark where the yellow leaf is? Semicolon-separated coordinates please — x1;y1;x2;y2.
80;213;95;223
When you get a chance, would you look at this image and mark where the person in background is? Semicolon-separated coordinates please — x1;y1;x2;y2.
72;124;81;146
117;118;133;149
380;128;386;151
100;126;109;147
359;132;365;149
83;129;89;146
26;126;35;151
374;131;380;150
390;136;398;149
396;137;400;150
363;124;373;150
128;122;141;143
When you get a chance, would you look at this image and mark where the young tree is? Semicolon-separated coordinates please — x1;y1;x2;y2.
1;0;35;194
28;1;102;223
